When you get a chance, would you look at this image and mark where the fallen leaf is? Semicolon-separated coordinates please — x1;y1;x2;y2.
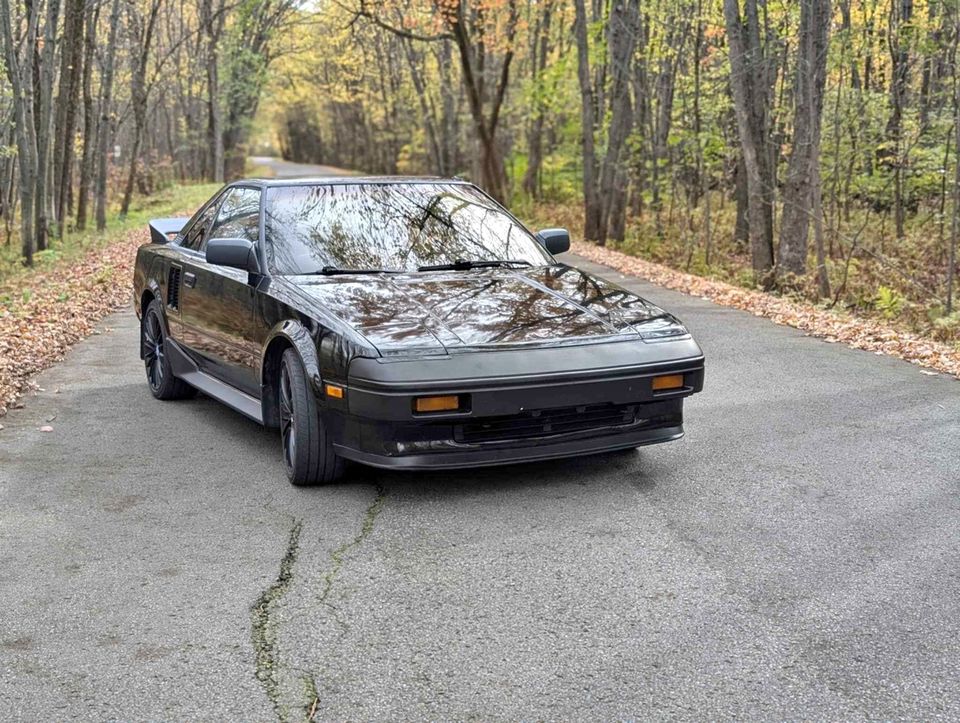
0;220;192;416
571;241;960;381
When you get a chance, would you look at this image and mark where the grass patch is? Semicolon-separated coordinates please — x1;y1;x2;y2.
0;183;220;288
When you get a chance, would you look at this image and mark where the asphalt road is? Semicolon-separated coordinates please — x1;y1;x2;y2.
248;155;355;179
2;161;959;720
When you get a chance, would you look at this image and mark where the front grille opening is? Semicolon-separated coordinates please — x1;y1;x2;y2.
457;403;675;445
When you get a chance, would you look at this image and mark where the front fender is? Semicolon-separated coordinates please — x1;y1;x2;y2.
259;320;325;429
261;320;323;393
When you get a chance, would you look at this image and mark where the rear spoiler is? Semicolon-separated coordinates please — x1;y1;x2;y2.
148;217;189;245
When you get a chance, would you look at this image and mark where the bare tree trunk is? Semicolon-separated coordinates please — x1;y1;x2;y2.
723;0;776;286
918;0;940;133
437;40;459;174
76;1;99;231
887;0;913;241
120;0;162;217
1;152;17;248
777;0;831;281
34;0;61;252
0;0;40;264
812;162;831;297
597;0;640;244
446;0;516;202
522;0;552;198
96;0;122;231
573;0;601;241
949;13;960;315
201;0;225;183
734;154;749;244
53;0;84;236
400;36;444;173
649;11;690;223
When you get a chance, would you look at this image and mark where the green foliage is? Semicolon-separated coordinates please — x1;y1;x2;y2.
252;0;958;351
0;183;219;285
875;285;906;319
932;313;960;342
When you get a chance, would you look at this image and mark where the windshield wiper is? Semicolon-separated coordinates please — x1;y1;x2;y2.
417;259;532;272
312;266;402;276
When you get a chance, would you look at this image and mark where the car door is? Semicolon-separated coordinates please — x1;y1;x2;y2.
179;186;262;396
165;193;224;349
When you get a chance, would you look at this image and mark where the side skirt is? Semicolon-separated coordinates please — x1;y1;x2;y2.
165;337;264;424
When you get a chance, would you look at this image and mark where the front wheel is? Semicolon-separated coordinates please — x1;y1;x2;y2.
279;348;345;486
142;299;196;400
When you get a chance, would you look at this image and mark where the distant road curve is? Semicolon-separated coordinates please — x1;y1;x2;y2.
248;155;356;179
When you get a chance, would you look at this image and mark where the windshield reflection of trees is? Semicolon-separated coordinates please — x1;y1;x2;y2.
264;183;551;274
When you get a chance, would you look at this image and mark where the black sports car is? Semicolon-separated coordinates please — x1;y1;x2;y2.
134;178;704;484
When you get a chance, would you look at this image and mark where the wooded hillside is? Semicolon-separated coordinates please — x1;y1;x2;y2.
1;0;298;266
263;0;960;339
3;0;960;342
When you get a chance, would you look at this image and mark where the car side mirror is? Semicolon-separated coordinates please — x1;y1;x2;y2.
537;228;570;255
206;237;261;274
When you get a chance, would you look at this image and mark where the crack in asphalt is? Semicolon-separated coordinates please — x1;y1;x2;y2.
250;486;387;722
318;484;386;608
251;518;303;723
305;484;387;717
302;673;320;722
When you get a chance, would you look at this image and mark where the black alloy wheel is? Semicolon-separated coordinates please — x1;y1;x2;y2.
279;361;297;470
142;299;196;400
279;348;345;485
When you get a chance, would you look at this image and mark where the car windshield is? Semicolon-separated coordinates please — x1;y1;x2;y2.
264;182;554;274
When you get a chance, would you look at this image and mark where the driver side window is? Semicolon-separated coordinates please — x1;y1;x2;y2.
180;199;221;252
210;187;261;243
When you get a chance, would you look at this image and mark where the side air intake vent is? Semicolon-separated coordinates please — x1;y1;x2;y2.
167;266;182;309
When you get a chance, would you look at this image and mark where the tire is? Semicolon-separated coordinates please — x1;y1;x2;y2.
142;299;196;401
279;348;345;485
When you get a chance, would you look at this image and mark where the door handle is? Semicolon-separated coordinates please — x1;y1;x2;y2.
183;272;197;288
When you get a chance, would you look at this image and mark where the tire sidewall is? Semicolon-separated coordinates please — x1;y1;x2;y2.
280;348;342;485
143;299;194;400
143;301;169;397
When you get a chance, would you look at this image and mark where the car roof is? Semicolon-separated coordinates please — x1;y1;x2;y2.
232;176;472;188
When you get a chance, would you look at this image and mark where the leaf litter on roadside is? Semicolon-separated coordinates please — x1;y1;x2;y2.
0;226;152;417
571;241;960;380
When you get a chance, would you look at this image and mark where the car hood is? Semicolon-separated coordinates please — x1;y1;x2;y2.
291;264;682;354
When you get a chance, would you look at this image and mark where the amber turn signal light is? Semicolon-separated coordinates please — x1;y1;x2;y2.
652;374;684;391
325;383;344;399
414;395;461;413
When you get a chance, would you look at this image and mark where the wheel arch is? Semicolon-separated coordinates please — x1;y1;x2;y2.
139;290;168;360
140;287;157;316
134;250;165;320
260;321;323;428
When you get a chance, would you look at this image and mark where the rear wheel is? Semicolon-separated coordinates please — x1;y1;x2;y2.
279;348;345;485
142;299;196;400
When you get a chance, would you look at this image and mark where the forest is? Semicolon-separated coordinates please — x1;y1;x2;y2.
2;0;960;344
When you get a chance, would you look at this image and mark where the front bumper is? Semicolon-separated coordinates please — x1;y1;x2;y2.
333;421;684;470
328;339;704;470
